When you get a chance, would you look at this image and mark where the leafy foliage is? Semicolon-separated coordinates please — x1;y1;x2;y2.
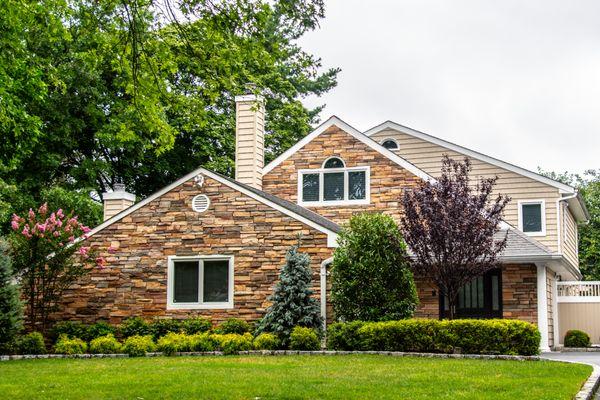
49;321;88;343
89;334;123;354
564;330;591;348
182;317;212;334
289;327;320;351
0;239;22;347
256;246;322;346
215;318;251;335
54;334;88;355
212;333;253;355
123;335;156;357
331;213;418;322
0;0;338;233
15;332;47;355
253;333;280;350
327;319;541;356
9;204;103;332
401;156;509;319
119;317;151;338
157;332;193;356
149;318;183;340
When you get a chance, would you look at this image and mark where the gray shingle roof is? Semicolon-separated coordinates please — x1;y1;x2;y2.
496;228;554;259
216;172;341;234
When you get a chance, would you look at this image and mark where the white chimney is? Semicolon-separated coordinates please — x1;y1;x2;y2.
235;94;265;189
102;183;135;221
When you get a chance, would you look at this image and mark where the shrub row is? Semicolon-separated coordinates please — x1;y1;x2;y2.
564;330;591;348
327;319;541;356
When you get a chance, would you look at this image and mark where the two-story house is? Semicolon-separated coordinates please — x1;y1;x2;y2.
56;95;588;351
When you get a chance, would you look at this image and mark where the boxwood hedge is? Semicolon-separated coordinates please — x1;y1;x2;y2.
327;319;540;356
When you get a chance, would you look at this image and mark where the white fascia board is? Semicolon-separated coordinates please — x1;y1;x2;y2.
86;167;339;247
102;191;136;202
263;116;435;183
364;121;577;194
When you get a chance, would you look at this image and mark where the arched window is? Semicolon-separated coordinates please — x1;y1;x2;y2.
323;157;345;169
381;138;399;150
299;157;369;205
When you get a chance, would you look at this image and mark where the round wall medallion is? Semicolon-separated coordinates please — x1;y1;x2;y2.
191;194;210;213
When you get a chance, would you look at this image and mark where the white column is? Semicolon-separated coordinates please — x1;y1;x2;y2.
320;258;333;332
552;277;560;346
537;264;550;352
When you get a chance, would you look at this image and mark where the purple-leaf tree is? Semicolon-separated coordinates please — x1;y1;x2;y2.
400;156;510;319
9;203;105;332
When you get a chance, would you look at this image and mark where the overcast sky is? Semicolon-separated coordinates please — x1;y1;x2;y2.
298;0;600;175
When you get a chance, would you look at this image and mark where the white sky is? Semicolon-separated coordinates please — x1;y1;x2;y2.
299;0;600;175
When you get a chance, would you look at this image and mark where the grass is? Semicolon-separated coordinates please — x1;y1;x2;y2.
0;355;591;399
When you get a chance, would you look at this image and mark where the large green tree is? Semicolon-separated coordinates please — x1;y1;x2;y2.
539;169;600;280
0;0;338;232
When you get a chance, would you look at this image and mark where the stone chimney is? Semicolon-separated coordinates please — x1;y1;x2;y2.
102;183;135;221
235;93;265;189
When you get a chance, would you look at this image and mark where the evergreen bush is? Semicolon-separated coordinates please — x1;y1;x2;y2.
564;330;591;348
89;334;123;354
119;317;151;338
256;245;322;346
54;334;87;354
49;321;87;343
85;322;116;341
150;318;183;340
182;317;212;334
15;332;47;355
0;239;22;349
253;333;280;350
289;327;320;350
122;335;156;357
215;318;251;335
331;213;418;321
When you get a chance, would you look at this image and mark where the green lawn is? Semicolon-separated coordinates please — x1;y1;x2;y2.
0;355;591;399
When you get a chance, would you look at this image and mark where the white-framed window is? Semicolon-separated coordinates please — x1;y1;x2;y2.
298;157;370;206
518;200;546;236
167;255;234;310
381;138;399;150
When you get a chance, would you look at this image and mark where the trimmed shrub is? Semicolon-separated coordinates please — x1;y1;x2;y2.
119;317;151;338
212;333;253;355
326;321;366;351
123;335;156;357
331;213;418;322
15;332;46;355
564;330;591;348
54;334;87;355
49;321;87;343
157;332;192;356
189;333;218;352
289;327;320;351
327;319;540;356
150;318;183;340
89;334;123;354
216;318;251;335
182;317;212;334
85;322;116;341
253;333;280;350
256;246;322;346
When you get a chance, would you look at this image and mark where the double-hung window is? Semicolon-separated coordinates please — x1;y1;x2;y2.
518;200;546;236
167;256;234;309
298;157;370;206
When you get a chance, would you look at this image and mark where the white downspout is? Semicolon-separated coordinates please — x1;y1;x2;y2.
320;258;333;332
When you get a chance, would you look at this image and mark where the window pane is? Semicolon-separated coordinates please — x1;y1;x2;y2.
465;281;471;308
382;140;398;150
458;287;464;308
324;172;344;201
203;260;229;303
173;261;199;303
302;174;320;202
324;157;344;168
348;171;366;200
522;203;542;232
477;276;484;308
492;275;499;311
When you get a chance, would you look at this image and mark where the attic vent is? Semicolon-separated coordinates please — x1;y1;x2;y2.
191;195;210;213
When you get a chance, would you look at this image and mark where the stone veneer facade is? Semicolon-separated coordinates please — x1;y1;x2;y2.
264;125;540;326
52;174;333;325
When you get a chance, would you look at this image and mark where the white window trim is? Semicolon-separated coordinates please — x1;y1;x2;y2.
381;137;399;150
518;200;546;236
322;156;346;168
167;255;234;310
297;165;371;207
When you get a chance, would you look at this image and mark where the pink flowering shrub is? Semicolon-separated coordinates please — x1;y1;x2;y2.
9;203;104;332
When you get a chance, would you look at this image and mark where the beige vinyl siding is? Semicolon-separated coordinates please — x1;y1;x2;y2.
372;129;561;251
561;203;578;268
235;99;265;189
